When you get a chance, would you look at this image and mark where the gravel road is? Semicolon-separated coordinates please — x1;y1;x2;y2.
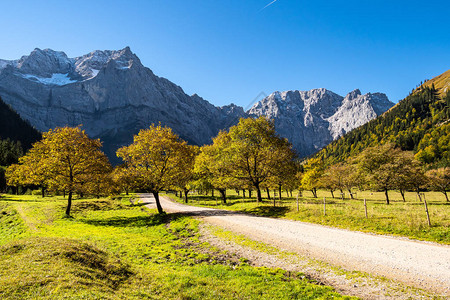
141;194;450;295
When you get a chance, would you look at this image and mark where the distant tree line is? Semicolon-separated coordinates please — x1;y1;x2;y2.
4;119;449;216
303;144;449;204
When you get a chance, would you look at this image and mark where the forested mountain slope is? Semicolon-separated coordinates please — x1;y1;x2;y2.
0;96;41;190
0;96;41;150
315;70;450;168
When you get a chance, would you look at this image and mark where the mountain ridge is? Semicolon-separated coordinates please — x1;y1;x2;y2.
0;47;393;161
249;88;394;156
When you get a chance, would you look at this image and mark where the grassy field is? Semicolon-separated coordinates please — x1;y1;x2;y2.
168;189;450;244
0;193;355;299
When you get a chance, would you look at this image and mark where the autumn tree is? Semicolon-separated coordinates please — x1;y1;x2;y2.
341;159;366;199
83;164;114;198
194;132;235;203
173;145;198;203
392;152;427;201
357;144;422;204
320;163;346;198
112;165;136;195
226;117;296;203
6;127;111;216
269;149;297;202
301;157;324;198
117;124;193;214
426;167;450;201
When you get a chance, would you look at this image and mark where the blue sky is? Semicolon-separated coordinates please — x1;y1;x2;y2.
1;0;449;107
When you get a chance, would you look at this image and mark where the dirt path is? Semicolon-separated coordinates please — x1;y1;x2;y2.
141;194;450;296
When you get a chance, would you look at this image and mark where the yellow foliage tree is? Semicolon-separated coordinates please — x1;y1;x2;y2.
6;127;111;216
117;124;193;214
301;157;324;198
226;117;296;203
195;131;236;203
426;167;450;202
172;145;199;203
112;165;136;195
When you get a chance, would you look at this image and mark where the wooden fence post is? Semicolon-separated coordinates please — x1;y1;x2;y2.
424;198;431;227
364;198;368;218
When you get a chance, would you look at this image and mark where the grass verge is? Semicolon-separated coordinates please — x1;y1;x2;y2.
0;193;354;299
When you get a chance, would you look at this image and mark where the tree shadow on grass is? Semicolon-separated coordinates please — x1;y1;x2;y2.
0;196;40;202
240;206;290;218
81;213;186;228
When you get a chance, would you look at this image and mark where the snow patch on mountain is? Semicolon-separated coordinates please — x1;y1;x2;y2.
91;69;100;77
20;73;77;86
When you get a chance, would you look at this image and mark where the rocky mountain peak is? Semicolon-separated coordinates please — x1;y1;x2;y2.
249;88;394;156
17;48;73;77
346;89;362;100
73;46;140;80
0;47;395;161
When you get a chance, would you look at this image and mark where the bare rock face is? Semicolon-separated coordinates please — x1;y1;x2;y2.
248;88;393;156
0;47;244;162
0;47;393;161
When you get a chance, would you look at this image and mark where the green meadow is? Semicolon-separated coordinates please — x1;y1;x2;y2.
0;194;355;299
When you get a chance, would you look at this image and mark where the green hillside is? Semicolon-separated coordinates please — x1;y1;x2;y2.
315;71;450;168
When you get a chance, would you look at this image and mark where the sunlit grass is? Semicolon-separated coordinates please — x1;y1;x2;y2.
168;189;450;244
0;193;354;299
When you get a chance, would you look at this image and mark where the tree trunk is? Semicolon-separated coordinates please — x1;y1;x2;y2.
330;189;334;198
219;189;226;204
212;189;215;197
63;190;66;198
236;189;240;195
126;189;129;196
184;189;189;203
311;188;317;198
443;191;449;202
242;190;246;198
249;190;252;198
66;191;73;216
41;186;45;198
256;187;262;203
384;189;390;205
348;189;354;199
266;188;271;200
400;190;406;202
278;184;282;201
416;188;422;202
152;191;164;214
